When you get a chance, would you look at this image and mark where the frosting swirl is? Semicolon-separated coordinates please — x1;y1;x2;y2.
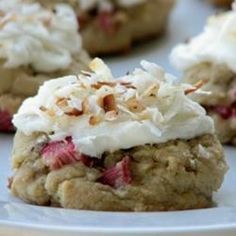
170;3;236;73
13;58;214;157
0;0;81;72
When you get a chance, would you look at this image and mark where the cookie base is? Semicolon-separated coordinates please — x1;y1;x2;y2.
183;63;236;145
82;0;175;55
10;133;227;211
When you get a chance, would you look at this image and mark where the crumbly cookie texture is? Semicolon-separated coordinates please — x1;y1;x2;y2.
36;0;175;55
10;132;227;211
183;63;236;144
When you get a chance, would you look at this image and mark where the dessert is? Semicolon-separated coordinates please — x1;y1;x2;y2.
10;58;228;211
170;2;236;145
33;0;175;55
0;0;90;132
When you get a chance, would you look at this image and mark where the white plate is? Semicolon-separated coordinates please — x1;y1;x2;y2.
1;0;236;235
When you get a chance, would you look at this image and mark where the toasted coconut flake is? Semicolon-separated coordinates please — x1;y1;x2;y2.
81;71;92;77
65;108;83;117
82;98;90;114
105;110;118;121
0;10;5;17
92;81;116;89
126;98;144;113
40;106;56;117
39;106;47;112
118;104;140;120
0;14;16;28
142;84;159;98
7;177;13;189
89;115;102;126
185;80;206;95
42;16;52;27
46;109;56;117
102;94;117;113
120;82;136;89
56;97;68;107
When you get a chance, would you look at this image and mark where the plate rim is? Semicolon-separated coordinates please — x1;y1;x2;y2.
1;201;236;234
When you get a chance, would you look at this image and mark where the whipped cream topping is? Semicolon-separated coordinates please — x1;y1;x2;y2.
170;3;236;73
13;58;214;157
78;0;146;11
0;0;81;72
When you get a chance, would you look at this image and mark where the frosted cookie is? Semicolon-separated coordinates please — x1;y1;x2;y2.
10;58;228;211
34;0;175;55
171;2;236;145
0;0;90;132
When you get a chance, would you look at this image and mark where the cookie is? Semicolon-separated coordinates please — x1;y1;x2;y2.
10;58;228;211
0;0;90;132
170;5;236;145
34;0;175;55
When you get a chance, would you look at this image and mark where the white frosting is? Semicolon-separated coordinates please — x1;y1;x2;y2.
0;0;81;72
78;0;146;11
13;58;214;157
170;4;236;73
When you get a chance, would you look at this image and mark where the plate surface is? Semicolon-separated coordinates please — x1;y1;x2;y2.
1;0;236;235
